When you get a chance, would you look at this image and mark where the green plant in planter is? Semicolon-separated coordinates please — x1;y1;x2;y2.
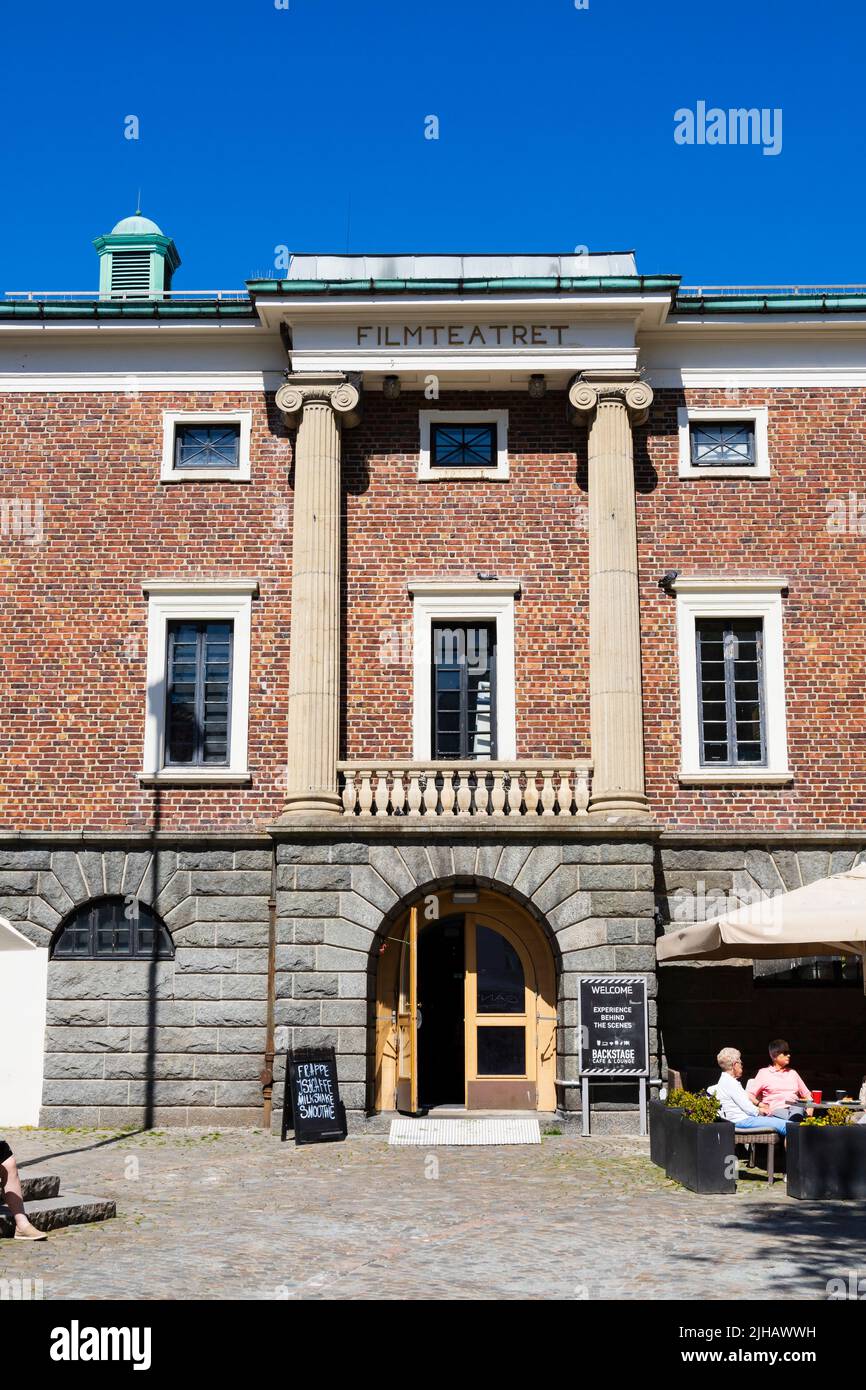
801;1105;853;1128
825;1105;853;1126
666;1089;721;1123
684;1092;722;1125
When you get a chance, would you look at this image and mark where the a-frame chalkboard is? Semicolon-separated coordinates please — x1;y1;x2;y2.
280;1045;348;1145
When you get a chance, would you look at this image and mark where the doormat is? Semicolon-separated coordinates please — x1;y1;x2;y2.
388;1116;541;1146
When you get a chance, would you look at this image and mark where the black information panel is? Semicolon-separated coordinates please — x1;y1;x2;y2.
281;1046;348;1144
579;975;649;1076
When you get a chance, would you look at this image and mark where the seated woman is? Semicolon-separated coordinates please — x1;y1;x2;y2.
0;1138;47;1240
709;1047;788;1135
747;1039;813;1120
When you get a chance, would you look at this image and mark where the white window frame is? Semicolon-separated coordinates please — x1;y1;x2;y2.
677;406;770;479
408;579;519;760
418;409;509;481
675;577;791;783
161;410;252;482
140;580;258;784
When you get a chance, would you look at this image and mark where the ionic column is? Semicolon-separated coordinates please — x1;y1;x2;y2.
275;374;361;816
569;373;653;820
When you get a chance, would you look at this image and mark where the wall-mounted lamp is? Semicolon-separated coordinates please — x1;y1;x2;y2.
528;373;547;399
383;374;401;399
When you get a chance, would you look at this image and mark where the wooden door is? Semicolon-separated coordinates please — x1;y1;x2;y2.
464;912;538;1109
395;904;420;1113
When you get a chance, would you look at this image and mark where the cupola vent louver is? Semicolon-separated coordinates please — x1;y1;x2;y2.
109;251;152;296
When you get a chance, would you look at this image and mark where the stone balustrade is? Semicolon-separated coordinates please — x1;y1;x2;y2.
337;762;592;818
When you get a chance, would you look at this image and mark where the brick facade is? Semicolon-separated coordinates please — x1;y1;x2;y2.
4;385;863;835
3;277;865;1130
641;387;866;831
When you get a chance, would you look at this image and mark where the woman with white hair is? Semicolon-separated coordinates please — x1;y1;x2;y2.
709;1047;788;1136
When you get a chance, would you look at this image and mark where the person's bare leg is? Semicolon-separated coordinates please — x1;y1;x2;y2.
1;1156;46;1239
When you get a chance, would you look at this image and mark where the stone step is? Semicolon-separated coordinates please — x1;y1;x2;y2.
20;1173;61;1202
0;1193;116;1238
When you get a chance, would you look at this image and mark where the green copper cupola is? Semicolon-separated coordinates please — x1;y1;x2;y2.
93;212;181;300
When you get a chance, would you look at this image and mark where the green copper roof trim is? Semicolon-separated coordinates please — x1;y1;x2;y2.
675;293;866;313
0;301;255;320
245;274;682;297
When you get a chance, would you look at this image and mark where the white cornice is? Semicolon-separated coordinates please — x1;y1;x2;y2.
0;373;283;392
256;292;673;333
648;368;866;387
291;351;638;376
407;578;521;596
141;579;260;596
672;576;789;594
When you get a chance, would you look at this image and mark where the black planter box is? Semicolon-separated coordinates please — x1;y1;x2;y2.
786;1122;866;1200
650;1099;680;1170
666;1113;737;1194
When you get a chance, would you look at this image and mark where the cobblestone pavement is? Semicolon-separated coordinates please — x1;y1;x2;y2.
2;1126;864;1300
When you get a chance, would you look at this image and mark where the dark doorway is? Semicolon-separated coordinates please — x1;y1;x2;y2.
418;915;465;1108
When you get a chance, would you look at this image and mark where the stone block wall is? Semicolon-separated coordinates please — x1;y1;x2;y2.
272;828;659;1128
0;842;272;1127
15;831;860;1129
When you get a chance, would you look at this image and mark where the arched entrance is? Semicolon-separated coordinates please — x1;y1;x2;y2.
374;888;557;1112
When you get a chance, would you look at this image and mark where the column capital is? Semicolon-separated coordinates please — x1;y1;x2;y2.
275;372;362;428
567;373;653;427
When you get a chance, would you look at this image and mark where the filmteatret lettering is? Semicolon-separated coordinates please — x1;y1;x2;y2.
355;323;571;347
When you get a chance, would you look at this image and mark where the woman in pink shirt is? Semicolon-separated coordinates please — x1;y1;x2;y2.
748;1039;814;1120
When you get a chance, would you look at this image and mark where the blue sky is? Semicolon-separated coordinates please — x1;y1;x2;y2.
2;0;863;291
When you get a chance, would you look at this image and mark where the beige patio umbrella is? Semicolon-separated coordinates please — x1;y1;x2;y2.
657;862;866;981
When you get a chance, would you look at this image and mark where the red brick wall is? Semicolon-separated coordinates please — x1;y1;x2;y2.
0;391;293;831
342;392;589;762
640;387;866;831
2;383;862;834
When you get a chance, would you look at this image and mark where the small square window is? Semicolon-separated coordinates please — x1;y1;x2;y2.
174;423;241;471
161;411;252;482
690;421;755;468
431;423;496;469
418;410;509;481
677;407;769;479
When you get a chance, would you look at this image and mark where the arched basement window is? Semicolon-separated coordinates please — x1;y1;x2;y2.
52;897;174;960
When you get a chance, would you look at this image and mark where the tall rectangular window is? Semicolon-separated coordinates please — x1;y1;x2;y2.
696;617;766;766
166;620;233;766
432;622;497;759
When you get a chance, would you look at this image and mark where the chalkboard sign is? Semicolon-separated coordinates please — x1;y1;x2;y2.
281;1046;348;1145
579;976;648;1076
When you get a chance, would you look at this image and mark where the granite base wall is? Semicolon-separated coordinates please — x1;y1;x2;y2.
0;844;272;1127
271;832;659;1129
7;832;858;1131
